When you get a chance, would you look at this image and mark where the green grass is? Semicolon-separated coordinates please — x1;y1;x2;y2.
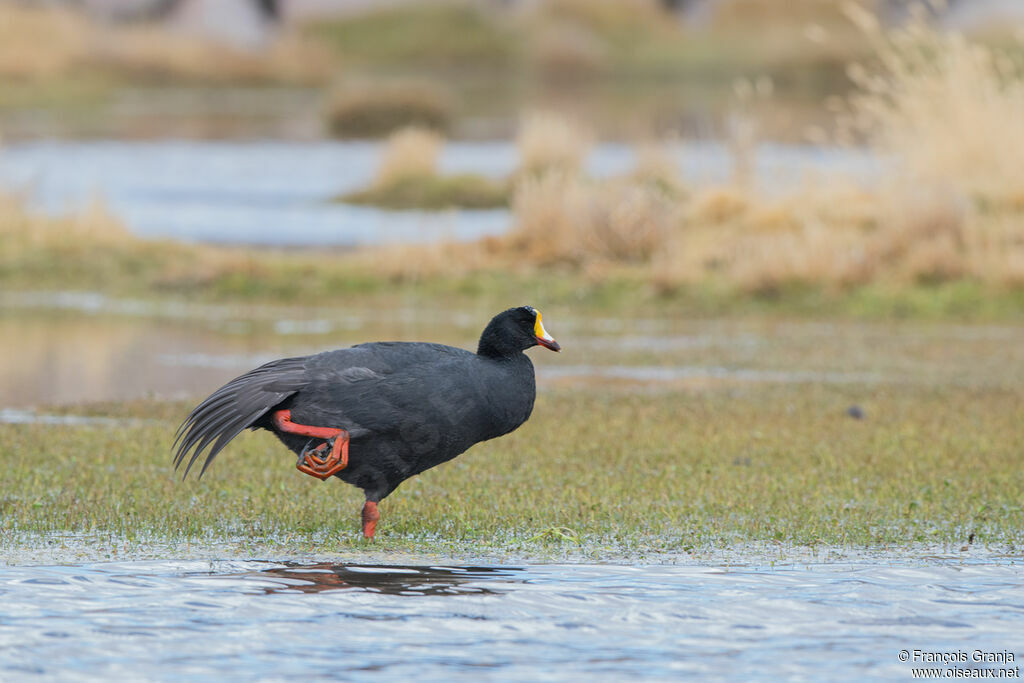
306;3;520;70
1;381;1021;560
339;173;509;209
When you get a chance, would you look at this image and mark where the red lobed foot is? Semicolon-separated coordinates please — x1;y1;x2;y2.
271;410;350;480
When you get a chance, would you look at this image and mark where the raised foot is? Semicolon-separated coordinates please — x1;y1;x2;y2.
296;432;349;480
271;410;350;481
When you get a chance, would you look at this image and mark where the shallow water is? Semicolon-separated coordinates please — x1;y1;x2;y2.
0;139;876;247
2;298;1023;408
1;558;1021;680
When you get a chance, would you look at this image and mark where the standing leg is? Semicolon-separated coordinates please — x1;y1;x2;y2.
361;500;380;539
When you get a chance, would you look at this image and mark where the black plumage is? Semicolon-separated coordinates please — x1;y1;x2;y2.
172;306;560;538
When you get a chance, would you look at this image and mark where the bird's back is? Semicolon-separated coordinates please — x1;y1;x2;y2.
287;341;535;455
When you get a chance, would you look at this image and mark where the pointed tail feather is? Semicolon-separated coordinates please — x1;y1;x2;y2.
173;356;308;478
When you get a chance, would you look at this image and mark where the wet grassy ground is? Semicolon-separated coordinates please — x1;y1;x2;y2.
2;355;1021;561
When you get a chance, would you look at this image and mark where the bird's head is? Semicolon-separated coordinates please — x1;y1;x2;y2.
478;306;561;358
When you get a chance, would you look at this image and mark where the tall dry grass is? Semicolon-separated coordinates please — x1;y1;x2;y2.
510;172;678;266
516;111;592;177
842;10;1024;209
373;127;443;186
500;15;1024;293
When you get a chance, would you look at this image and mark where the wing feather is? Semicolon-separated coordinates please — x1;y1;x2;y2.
172;356;309;478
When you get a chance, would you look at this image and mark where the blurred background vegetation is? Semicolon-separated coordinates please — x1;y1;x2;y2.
2;0;1024;306
0;0;972;139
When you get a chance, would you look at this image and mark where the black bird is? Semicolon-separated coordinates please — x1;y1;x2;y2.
173;306;560;538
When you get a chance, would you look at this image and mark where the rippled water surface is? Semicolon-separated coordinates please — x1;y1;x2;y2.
1;559;1021;680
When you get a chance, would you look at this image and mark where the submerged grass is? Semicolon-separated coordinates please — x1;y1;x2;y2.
1;381;1021;558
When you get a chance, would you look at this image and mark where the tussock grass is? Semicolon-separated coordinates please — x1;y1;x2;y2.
325;84;452;138
373;127;444;186
338;126;507;209
1;381;1021;556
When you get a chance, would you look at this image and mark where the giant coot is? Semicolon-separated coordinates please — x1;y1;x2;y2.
173;306;560;538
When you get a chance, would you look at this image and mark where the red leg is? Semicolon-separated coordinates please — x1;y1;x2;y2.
362;501;379;539
271;409;349;481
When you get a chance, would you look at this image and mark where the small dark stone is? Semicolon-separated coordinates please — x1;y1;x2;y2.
846;405;866;420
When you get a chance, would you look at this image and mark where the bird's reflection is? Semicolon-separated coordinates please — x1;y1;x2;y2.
254;563;523;596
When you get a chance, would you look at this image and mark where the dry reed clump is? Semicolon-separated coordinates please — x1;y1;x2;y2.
373;127;443;186
515;111;592;177
650;179;963;293
686;187;749;226
651;14;1024;293
834;9;1024;287
508;172;678;266
325;84;452;138
842;12;1024;210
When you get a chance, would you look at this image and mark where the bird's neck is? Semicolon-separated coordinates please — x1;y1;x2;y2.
476;337;522;359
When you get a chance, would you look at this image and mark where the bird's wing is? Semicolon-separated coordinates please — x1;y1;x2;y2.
172;356;309;478
294;343;477;435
